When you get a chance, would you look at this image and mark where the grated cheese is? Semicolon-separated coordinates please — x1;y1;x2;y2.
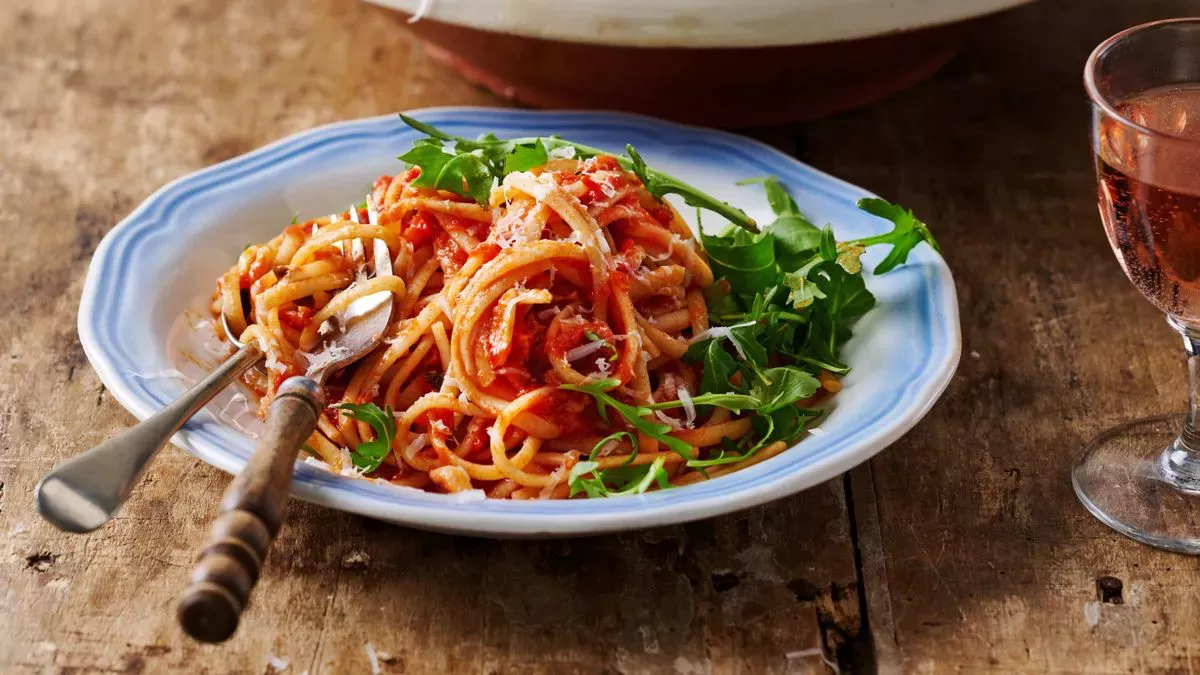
363;642;381;675
677;385;696;428
403;433;428;458
654;410;682;429
218;392;261;439
266;653;289;672
547;145;576;160
407;0;433;23
537;465;567;499
365;194;380;225
594;438;620;457
689;321;756;345
564;339;607;363
127;368;193;384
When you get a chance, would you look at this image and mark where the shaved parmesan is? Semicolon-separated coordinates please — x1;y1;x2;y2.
595;438;620;457
538;465;567;499
689;321;756;345
595;357;612;375
127;368;193;383
645;241;675;262
403;433;428;458
564;339;606;363
445;489;487;503
440;373;462;393
407;0;433;23
677;385;696;428
338;446;362;476
364;642;381;675
654;410;682;429
365;194;380;225
300;344;351;376
218;392;261;439
303;456;330;470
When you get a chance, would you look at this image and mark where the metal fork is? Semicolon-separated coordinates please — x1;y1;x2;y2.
175;290;394;643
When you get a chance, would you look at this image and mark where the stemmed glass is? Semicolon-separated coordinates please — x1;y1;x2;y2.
1074;18;1200;553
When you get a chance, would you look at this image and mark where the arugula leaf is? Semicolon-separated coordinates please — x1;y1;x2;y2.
611;456;670;495
647;391;758;412
737;176;798;216
853;198;941;274
504;138;549;174
399;139;495;204
588;430;638;462
818;225;838;262
648;367;816;416
684;338;738;396
333;402;397;473
729;323;769;371
773;215;824;269
799;260;876;368
628;145;758;233
567;460;604;497
783;273;826;309
702;228;777;294
560;379;694;458
738;177;822;268
396;115;759;232
568;452;669;498
749;367;821;412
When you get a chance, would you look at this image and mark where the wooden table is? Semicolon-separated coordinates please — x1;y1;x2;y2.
3;0;1199;672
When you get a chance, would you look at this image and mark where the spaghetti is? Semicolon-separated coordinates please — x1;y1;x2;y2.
208;120;926;500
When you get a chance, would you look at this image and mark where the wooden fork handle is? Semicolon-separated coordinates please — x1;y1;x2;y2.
177;377;324;643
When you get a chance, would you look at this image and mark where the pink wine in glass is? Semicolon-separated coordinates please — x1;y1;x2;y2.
1097;85;1200;321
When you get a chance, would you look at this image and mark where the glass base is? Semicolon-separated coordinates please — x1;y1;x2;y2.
1073;414;1200;554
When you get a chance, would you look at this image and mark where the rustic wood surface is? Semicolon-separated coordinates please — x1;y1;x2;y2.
1;0;1198;672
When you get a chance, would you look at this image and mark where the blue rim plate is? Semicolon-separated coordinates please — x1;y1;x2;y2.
78;108;960;537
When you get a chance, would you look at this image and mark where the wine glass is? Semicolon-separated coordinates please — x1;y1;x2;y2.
1074;18;1200;553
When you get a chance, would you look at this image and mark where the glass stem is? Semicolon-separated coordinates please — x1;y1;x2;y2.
1164;316;1200;493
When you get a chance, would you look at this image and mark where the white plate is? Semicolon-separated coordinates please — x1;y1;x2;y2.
368;0;1034;48
78;108;960;537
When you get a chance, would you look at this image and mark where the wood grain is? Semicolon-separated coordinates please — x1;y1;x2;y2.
796;1;1200;671
5;0;1200;671
0;0;856;673
179;377;324;644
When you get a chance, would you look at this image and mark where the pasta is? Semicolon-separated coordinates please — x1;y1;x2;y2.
210;138;872;499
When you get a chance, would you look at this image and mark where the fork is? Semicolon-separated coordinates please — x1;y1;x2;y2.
176;290;394;643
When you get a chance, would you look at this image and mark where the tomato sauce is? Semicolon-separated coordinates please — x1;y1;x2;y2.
371;175;394;206
279;305;314;330
545;319;614;361
240;253;273;289
401;211;437;248
432;231;467;272
529;390;606;439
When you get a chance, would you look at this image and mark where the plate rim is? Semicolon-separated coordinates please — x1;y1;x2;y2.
78;106;961;537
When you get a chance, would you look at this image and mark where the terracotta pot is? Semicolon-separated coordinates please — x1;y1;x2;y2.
396;17;976;127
